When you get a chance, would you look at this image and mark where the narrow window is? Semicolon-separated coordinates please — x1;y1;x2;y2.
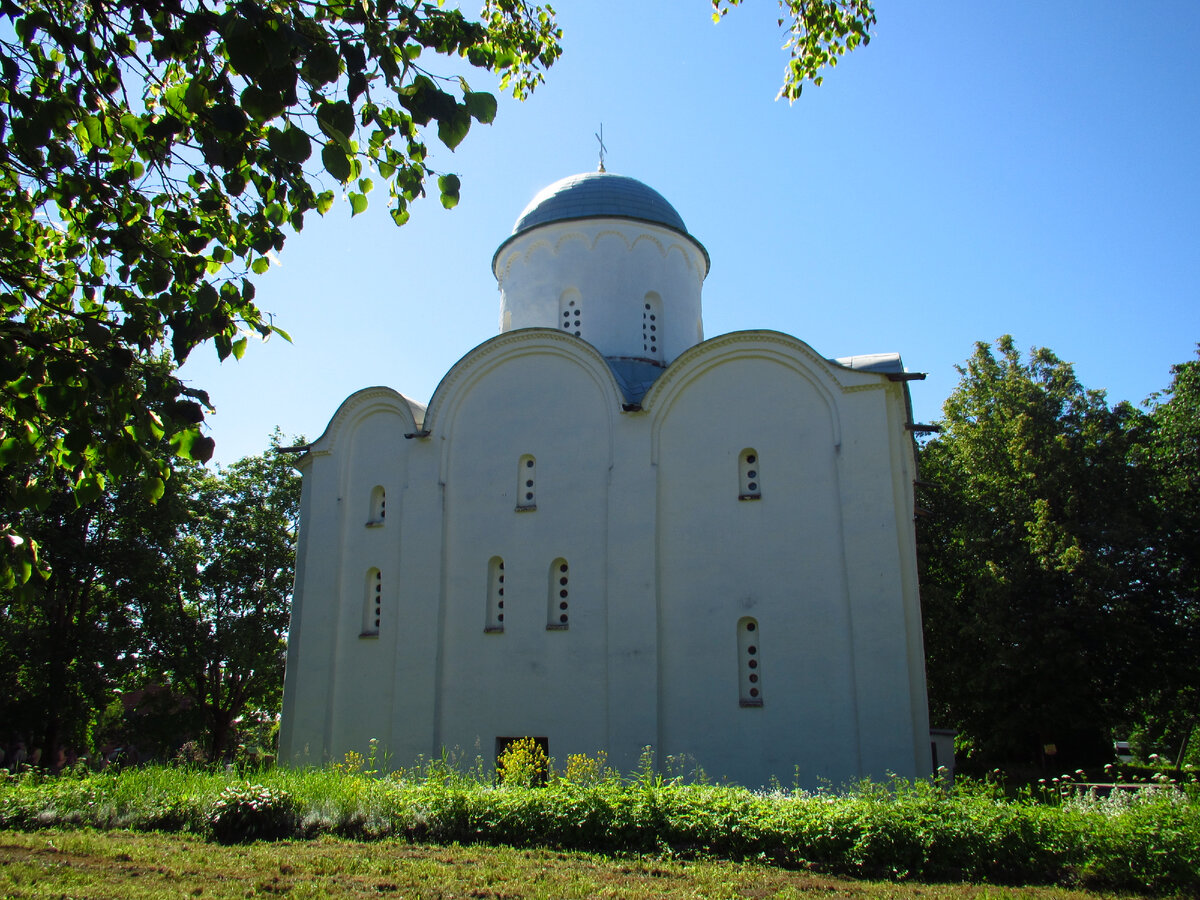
362;568;382;636
738;617;762;706
546;558;569;630
485;556;505;632
642;291;663;362
559;288;582;338
367;485;386;526
516;455;536;511
738;448;761;500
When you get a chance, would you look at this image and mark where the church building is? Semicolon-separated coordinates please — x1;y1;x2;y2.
278;169;933;788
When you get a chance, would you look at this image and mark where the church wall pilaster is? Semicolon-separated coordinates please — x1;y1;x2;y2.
603;413;661;772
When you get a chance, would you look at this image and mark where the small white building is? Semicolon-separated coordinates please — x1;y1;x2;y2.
278;170;933;788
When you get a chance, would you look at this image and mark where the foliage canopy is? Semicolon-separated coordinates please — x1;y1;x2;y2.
919;337;1197;769
0;428;300;762
0;0;561;587
713;0;876;100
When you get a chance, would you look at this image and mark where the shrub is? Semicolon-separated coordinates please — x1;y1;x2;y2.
2;764;1198;895
207;782;296;844
560;751;612;786
495;738;548;787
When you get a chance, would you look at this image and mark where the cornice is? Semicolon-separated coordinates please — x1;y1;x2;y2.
493;220;707;284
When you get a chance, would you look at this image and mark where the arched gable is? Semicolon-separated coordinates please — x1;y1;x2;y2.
642;330;889;461
304;386;423;459
423;329;626;468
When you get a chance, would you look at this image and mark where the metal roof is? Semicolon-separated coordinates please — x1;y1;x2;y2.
511;172;689;236
495;171;710;275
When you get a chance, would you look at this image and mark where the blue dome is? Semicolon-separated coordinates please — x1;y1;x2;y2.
511;171;690;236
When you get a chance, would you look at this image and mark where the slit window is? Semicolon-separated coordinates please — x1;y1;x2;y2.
486;556;505;632
367;485;386;525
516;455;536;510
559;288;582;338
362;568;382;636
738;617;762;706
547;557;569;630
739;448;761;500
642;291;662;362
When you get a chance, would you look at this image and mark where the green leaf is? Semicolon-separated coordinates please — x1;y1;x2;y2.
464;91;498;124
142;475;166;503
74;472;106;506
317;100;356;149
349;193;368;216
251;257;270;275
171;425;215;462
282;126;311;163
321;142;352;183
301;38;340;87
438;173;461;209
0;437;24;466
224;17;267;78
267;126;311;164
437;105;471;151
231;336;249;359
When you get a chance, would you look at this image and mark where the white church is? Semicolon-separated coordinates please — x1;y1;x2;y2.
278;169;935;788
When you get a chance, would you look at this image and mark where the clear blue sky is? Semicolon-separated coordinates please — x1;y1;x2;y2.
181;1;1200;464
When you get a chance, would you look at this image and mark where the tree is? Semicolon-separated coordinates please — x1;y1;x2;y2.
0;426;301;763
918;337;1166;769
0;388;186;761
140;436;301;761
0;0;562;587
1134;350;1200;766
713;0;875;100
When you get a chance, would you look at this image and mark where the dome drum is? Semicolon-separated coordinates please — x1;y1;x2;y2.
494;173;708;367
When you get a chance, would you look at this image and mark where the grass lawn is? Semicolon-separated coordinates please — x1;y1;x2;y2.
0;829;1150;900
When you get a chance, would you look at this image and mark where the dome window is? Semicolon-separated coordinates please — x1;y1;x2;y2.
642;292;663;362
559;288;582;339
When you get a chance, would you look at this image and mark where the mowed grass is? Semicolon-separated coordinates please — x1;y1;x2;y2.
0;828;1141;900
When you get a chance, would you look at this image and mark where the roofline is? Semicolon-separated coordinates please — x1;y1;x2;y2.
491;214;711;277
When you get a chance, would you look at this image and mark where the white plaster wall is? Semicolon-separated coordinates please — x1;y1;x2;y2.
278;389;419;765
325;408;411;759
835;384;927;780
277;448;330;764
434;342;616;763
385;437;445;765
600;410;660;772
652;354;860;787
494;221;706;364
281;335;931;787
